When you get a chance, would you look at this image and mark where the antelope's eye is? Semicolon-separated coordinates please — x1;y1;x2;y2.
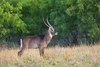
51;29;54;32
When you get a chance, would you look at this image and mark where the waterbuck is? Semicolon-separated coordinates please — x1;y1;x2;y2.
18;18;58;56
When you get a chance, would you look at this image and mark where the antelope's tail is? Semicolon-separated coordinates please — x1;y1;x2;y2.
20;39;23;49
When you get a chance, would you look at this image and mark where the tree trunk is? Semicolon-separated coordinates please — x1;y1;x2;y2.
71;29;78;46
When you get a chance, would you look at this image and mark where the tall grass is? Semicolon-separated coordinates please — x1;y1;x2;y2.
0;45;100;67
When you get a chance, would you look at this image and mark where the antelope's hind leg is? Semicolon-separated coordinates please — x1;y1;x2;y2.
18;47;26;56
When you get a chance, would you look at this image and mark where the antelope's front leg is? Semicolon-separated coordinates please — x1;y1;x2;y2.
39;47;44;56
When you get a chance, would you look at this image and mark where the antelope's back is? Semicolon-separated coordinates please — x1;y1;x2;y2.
22;35;44;48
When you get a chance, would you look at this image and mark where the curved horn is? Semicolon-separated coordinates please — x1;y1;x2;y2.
46;17;52;27
43;17;50;27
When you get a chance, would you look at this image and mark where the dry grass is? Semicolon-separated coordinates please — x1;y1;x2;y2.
0;45;100;67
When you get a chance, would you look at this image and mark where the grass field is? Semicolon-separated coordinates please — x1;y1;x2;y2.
0;45;100;67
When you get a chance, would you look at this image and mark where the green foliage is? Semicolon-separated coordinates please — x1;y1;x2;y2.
65;0;100;42
9;42;18;48
0;0;28;38
1;0;100;46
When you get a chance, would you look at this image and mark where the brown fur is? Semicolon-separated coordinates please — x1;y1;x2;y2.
18;27;57;56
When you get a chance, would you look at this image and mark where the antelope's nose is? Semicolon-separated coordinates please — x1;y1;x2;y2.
55;32;58;35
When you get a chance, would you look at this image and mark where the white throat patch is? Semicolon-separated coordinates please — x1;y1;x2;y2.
49;31;53;38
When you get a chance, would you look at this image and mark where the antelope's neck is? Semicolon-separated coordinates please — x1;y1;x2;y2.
44;31;52;44
48;30;53;38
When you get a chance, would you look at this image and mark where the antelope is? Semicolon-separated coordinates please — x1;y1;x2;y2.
18;18;58;56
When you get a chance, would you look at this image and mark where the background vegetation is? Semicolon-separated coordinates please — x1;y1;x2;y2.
0;0;100;47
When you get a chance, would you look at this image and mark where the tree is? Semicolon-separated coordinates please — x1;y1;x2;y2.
5;0;100;47
0;0;28;40
66;0;100;45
